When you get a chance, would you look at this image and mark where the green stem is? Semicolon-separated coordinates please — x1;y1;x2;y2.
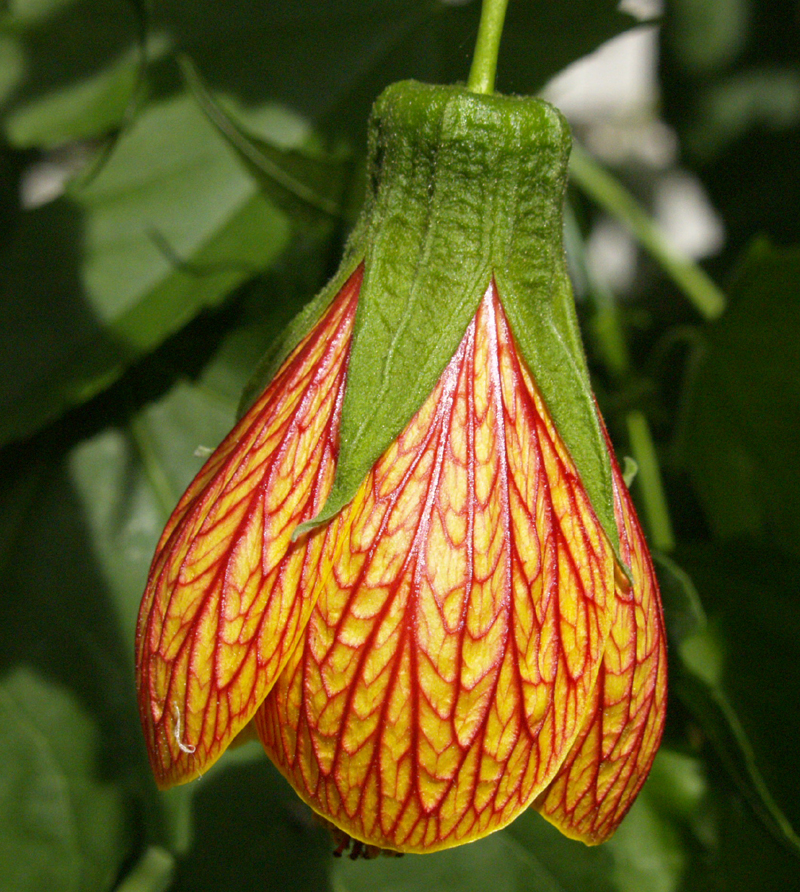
567;206;676;551
564;206;631;378
569;142;727;321
467;0;510;94
626;410;676;552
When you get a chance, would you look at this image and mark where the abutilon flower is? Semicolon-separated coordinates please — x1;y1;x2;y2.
136;81;666;855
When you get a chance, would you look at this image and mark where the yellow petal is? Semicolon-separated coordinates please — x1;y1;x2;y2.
532;429;668;843
256;281;617;852
135;267;361;787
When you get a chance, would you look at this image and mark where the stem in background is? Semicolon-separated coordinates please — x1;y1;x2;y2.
566;207;676;551
564;207;632;378
626;410;676;552
569;142;727;321
467;0;510;94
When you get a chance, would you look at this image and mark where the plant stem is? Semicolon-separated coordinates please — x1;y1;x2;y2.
567;206;676;551
569;142;727;321
467;0;510;94
564;206;632;378
626;410;676;552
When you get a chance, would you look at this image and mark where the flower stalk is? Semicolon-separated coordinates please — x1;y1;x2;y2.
467;0;510;95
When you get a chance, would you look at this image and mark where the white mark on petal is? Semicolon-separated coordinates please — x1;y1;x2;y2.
173;704;197;754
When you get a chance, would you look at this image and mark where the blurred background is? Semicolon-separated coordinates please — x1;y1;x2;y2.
1;1;799;890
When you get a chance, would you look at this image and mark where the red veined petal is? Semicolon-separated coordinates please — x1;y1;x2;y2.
532;431;668;843
135;266;362;787
255;280;617;852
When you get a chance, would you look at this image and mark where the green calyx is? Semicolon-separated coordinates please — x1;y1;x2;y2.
258;80;618;553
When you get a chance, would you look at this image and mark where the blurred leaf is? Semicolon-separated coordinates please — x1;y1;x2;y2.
0;436;174;876
643;749;707;825
689;69;800;159
511;759;691;892
115;848;175;892
2;0;636;151
661;0;800;248
625;409;676;550
180;55;348;220
665;0;749;73
674;541;800;857
654;551;708;643
505;817;615;892
170;760;332;892
4;35;168;149
683;240;800;557
604;792;686;892
0;667;128;892
0;0;77;29
0;32;25;106
0;90;298;446
675;668;800;857
333;765;693;892
0;0;147;147
334;824;571;892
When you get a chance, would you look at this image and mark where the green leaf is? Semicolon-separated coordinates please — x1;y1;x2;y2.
0;90;297;446
673;542;800;857
2;0;635;153
654;551;707;644
0;0;78;29
675;667;800;857
3;35;168;150
0;437;179;863
510;756;694;892
603;775;688;892
333;823;574;892
1;0;148;147
0;668;128;892
170;761;332;892
683;240;800;557
115;848;175;892
180;55;348;221
0;32;25;107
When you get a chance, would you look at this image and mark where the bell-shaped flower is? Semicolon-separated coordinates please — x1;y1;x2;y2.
136;81;666;855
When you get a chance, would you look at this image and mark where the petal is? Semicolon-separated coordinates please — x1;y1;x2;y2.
532;432;668;844
135;267;361;787
255;281;617;852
